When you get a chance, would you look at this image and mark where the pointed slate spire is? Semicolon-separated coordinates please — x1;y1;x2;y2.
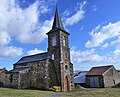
47;5;69;35
52;5;65;30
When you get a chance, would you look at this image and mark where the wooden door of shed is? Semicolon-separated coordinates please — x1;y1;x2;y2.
90;77;100;87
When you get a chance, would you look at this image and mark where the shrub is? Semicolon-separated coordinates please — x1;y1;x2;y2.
49;86;61;92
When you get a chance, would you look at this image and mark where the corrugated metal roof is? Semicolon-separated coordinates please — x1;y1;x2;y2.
16;52;49;64
74;70;80;77
74;71;88;83
86;65;113;76
7;67;31;73
117;70;120;72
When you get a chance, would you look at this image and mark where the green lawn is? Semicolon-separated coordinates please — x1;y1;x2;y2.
0;87;120;97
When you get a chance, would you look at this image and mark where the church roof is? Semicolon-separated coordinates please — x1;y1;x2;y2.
15;52;49;64
47;6;69;35
7;66;31;73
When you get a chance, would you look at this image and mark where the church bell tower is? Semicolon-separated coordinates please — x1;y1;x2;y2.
46;6;74;91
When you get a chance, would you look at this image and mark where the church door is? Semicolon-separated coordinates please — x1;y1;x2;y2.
65;76;69;91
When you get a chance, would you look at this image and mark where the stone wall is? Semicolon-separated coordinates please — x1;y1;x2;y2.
103;67;120;87
48;60;58;87
19;69;30;88
6;59;50;90
35;60;50;90
70;63;75;90
5;72;19;88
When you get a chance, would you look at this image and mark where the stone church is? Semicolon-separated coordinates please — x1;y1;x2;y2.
5;7;74;92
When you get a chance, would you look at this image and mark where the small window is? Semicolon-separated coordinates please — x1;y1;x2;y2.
45;75;47;79
52;36;56;46
10;75;13;83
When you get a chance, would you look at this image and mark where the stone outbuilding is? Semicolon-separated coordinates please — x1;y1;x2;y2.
0;68;7;87
86;65;120;88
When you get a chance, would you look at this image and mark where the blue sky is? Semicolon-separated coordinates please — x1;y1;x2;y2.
0;0;120;71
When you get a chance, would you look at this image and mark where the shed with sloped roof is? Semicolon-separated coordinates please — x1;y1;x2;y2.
86;65;120;88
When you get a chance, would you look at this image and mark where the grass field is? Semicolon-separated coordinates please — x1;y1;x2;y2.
0;87;120;97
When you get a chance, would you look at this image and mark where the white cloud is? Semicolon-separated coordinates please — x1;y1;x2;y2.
0;0;55;59
63;10;71;17
70;48;103;64
85;21;120;48
17;19;53;44
111;37;120;48
39;4;49;14
0;31;11;46
101;43;109;49
113;49;120;56
64;1;86;26
0;46;23;59
70;46;120;70
27;48;46;55
103;49;120;65
92;5;97;12
0;0;53;44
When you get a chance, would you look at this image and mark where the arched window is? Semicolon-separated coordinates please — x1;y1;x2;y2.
52;36;56;46
52;53;54;60
63;36;66;46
